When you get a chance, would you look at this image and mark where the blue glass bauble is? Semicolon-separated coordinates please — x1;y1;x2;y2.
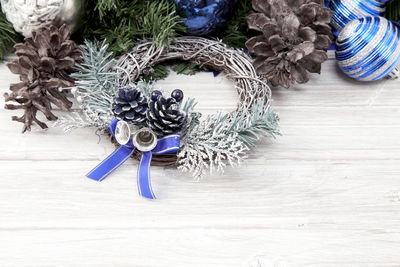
171;89;184;102
324;0;331;7
151;90;163;101
329;0;390;36
336;16;400;81
172;0;238;36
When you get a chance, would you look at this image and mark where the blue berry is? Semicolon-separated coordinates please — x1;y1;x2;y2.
171;89;184;102
151;90;162;101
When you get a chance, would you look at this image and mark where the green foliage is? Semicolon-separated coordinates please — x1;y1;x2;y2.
76;0;185;55
229;102;281;148
142;64;170;82
172;62;208;75
72;39;118;117
385;0;400;23
74;0;253;54
142;61;209;82
179;99;280;178
219;0;253;48
0;11;21;60
94;0;118;18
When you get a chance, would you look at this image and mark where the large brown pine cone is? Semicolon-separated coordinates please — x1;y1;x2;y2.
246;0;333;88
4;21;82;132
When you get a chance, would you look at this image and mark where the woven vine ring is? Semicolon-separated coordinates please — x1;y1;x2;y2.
112;37;275;169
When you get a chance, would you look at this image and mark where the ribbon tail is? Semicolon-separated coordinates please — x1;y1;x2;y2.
137;151;156;199
87;146;135;182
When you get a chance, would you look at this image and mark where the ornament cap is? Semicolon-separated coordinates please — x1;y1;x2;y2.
115;120;139;145
132;127;158;152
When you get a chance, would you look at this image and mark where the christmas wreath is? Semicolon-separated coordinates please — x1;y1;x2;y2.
54;37;280;199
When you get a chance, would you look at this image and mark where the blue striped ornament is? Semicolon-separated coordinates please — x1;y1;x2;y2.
329;0;390;35
336;16;400;81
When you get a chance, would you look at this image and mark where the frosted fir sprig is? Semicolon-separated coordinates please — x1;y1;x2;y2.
178;100;280;179
53;40;117;131
52;112;100;132
178;112;249;178
56;40;156;132
71;39;117;125
229;101;281;148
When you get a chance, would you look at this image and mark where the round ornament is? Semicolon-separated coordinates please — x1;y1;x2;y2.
173;0;238;35
0;0;85;37
329;0;390;35
336;16;400;81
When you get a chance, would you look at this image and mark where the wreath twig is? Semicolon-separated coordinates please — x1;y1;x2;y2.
112;37;276;173
115;37;271;111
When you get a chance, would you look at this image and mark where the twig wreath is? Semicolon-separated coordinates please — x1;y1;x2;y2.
56;36;280;199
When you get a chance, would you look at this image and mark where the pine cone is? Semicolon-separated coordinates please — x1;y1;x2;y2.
4;21;82;132
147;89;186;137
245;0;333;88
112;87;148;124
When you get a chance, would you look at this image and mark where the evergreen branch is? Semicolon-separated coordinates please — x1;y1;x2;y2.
142;64;170;82
178;100;280;178
385;0;400;23
229;101;281;148
178;112;248;178
53;112;100;132
76;0;185;55
219;0;253;48
0;11;21;60
95;0;118;18
61;40;160;131
182;97;198;115
69;39;118;129
172;62;208;75
136;80;155;99
142;61;210;82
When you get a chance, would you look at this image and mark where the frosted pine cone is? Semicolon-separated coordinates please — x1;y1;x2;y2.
245;0;333;88
147;89;186;137
112;87;148;124
0;0;64;37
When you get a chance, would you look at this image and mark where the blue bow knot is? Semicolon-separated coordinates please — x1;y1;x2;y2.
86;119;180;199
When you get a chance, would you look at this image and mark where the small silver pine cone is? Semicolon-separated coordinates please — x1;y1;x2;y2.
112;87;148;124
245;0;333;88
147;90;186;137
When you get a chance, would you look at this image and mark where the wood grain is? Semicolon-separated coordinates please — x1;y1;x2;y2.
0;58;400;266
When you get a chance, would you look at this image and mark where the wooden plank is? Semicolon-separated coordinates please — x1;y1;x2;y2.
0;228;399;267
1;160;400;228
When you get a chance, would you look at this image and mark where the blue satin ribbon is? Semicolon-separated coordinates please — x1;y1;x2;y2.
86;119;180;199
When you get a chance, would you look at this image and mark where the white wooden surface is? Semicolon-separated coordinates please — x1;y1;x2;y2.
1;57;400;267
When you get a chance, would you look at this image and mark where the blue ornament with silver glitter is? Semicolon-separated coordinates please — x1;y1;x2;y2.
329;0;390;36
336;16;400;81
172;0;238;36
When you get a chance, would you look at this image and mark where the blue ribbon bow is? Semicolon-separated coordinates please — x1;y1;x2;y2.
86;119;180;199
